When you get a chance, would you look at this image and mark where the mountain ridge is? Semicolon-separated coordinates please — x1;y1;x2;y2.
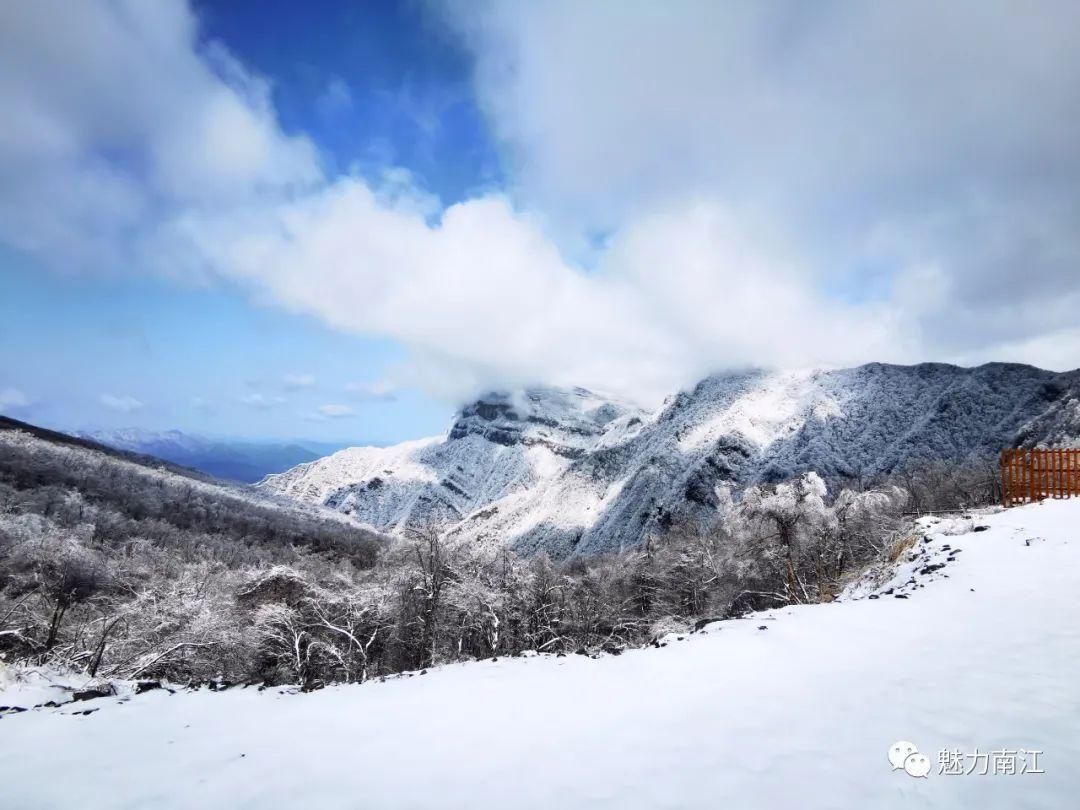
75;428;359;483
259;362;1080;556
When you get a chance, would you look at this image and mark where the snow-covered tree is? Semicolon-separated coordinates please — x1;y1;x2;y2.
741;472;831;603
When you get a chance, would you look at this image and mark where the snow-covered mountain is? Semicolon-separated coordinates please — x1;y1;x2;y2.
260;387;647;542
260;363;1080;556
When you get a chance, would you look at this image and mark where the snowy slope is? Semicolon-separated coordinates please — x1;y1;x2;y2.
260;363;1080;555
261;386;648;539
2;499;1078;809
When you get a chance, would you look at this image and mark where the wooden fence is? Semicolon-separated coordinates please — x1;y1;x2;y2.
1001;448;1080;507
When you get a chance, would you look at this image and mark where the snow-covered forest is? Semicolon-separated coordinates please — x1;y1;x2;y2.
0;420;998;688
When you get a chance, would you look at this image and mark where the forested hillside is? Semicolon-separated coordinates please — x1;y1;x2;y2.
0;421;383;683
0;417;998;688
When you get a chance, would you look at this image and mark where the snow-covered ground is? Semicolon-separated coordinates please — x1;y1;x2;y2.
3;499;1079;809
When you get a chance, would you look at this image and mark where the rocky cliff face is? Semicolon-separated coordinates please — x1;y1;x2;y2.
260;387;645;540
259;363;1080;557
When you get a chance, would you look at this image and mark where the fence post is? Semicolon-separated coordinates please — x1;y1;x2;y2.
1029;449;1036;504
1001;450;1008;507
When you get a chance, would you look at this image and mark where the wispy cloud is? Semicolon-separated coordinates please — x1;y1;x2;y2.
240;393;286;410
316;403;355;419
0;387;31;412
100;393;144;413
344;379;397;401
315;75;353;119
282;373;317;391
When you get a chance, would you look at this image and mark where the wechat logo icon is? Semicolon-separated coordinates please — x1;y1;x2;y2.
889;741;931;778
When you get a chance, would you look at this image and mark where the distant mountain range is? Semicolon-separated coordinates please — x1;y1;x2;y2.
77;429;357;483
260;363;1080;557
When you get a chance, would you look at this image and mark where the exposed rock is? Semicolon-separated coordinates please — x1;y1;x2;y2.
71;686;115;703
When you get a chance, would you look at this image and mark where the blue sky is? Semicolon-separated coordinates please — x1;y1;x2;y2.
192;0;501;201
0;247;447;442
2;0;495;442
1;1;1078;443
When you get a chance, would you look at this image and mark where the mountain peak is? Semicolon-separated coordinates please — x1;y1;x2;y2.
261;362;1080;557
448;385;646;458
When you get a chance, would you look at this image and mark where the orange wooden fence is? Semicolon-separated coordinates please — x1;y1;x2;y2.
1001;448;1080;507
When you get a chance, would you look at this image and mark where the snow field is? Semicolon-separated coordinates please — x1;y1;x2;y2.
1;499;1078;809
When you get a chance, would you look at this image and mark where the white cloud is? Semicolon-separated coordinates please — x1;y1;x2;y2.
0;0;318;273
176;181;910;403
282;373;316;390
0;387;31;412
240;393;286;409
316;403;355;419
1;0;1078;411
315;76;353;119
438;0;1080;368
100;393;144;412
345;379;398;401
447;2;1080;235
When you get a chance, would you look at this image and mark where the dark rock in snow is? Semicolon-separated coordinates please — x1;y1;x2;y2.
72;686;114;702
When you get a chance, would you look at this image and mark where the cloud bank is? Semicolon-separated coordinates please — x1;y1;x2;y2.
1;0;1078;406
